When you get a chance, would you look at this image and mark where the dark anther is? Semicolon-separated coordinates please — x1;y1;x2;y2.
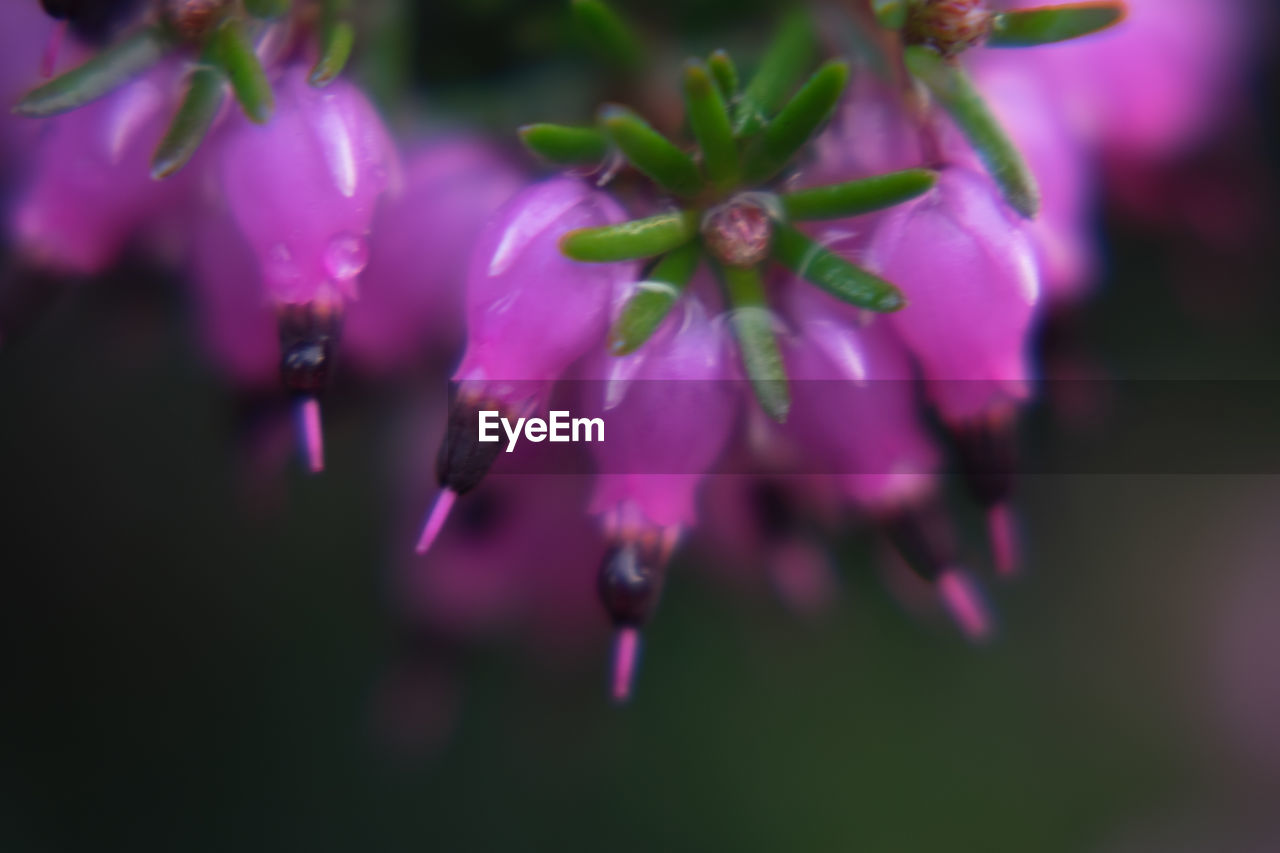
277;303;341;396
434;396;504;496
598;544;665;628
750;480;793;542
881;502;957;583
952;415;1018;508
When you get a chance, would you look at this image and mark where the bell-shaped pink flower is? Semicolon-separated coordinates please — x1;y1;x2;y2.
780;287;992;640
10;64;191;275
342;136;526;374
582;295;738;702
0;3;57;173
217;64;398;308
417;177;635;557
216;64;398;472
866;166;1040;424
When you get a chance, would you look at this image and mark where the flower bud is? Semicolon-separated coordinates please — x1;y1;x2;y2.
866;166;1041;425
904;0;994;57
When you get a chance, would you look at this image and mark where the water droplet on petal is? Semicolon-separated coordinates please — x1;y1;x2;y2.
324;233;369;282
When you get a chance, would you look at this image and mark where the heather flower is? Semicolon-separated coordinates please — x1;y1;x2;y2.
783;285;993;638
216;63;399;471
9;64;192;276
586;295;738;699
417;177;636;554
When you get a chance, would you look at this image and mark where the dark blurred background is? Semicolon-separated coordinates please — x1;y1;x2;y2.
3;1;1280;850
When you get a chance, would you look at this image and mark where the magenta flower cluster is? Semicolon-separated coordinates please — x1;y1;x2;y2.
0;0;1257;724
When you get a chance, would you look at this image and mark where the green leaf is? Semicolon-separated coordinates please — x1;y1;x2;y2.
904;46;1039;218
211;19;274;123
309;0;355;86
683;61;739;190
150;61;226;180
780;169;936;220
708;50;739;102
771;223;905;312
12;26;170;117
716;262;790;422
988;3;1125;47
741;60;849;185
599;105;704;198
519;123;610;165
610;242;702;355
571;0;645;75
735;10;818;136
245;0;292;19
561;210;700;263
871;0;909;30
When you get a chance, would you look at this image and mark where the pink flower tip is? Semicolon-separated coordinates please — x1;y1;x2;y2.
610;627;642;705
987;503;1021;578
297;397;325;474
415;490;457;556
938;569;995;642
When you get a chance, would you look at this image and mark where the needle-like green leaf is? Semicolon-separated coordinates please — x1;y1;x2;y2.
600;105;704;197
571;0;645;75
987;3;1126;47
245;0;292;19
610;242;702;355
741;61;849;185
735;10;818;136
904;46;1039;218
150;60;227;180
519;123;610;165
871;0;909;30
683;61;739;190
211;18;274;123
780;169;936;220
561;210;700;263
12;26;170;117
717;262;790;422
309;0;355;86
708;50;739;102
772;223;905;312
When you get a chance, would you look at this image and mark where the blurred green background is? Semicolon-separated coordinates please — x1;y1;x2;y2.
2;1;1280;850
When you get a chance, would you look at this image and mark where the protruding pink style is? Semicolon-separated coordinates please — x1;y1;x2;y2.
217;65;399;308
298;396;325;474
867;166;1041;424
11;65;191;275
937;569;993;642
611;627;641;704
415;489;457;556
452;176;636;412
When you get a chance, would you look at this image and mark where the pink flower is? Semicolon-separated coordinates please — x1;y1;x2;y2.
866;166;1040;424
216;65;399;308
417;177;635;555
0;3;56;172
451;177;635;409
10;64;191;275
215;65;398;471
342;136;526;374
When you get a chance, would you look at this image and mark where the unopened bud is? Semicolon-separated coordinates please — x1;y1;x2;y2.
702;196;774;268
905;0;994;57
